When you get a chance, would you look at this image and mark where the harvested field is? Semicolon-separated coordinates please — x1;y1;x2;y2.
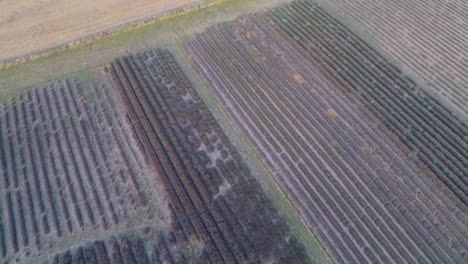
0;0;207;63
106;49;307;263
0;77;169;263
311;0;468;116
186;1;467;263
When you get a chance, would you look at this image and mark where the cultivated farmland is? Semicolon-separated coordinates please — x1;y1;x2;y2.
0;48;308;263
311;0;468;116
0;78;169;263
186;1;467;263
106;49;307;263
0;0;466;263
50;231;201;263
266;1;467;206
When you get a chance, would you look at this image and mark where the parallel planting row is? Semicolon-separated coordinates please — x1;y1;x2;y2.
268;1;467;205
107;49;307;263
51;228;200;264
311;0;468;115
0;78;167;263
186;1;467;263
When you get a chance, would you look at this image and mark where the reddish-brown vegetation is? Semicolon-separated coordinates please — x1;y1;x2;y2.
107;49;307;263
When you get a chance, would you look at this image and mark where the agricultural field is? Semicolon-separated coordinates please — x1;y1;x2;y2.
0;77;169;263
187;1;467;263
0;0;466;263
0;48;308;263
0;47;310;263
0;0;208;63
50;231;202;263
311;0;468;117
106;49;307;263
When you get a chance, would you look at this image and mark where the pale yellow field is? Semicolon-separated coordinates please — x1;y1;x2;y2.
0;0;204;62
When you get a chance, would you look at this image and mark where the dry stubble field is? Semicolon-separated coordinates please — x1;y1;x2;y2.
0;0;206;62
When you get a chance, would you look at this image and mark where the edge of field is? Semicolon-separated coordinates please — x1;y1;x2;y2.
0;0;219;70
170;40;335;264
0;0;293;102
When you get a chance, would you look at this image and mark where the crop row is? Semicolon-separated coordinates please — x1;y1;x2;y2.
107;49;307;263
186;3;466;263
310;0;468;115
0;79;155;262
52;232;170;264
144;50;303;259
267;1;467;205
264;0;462;252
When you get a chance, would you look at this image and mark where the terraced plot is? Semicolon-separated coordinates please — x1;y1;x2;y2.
311;0;468;116
106;49;307;263
186;1;467;263
0;78;168;263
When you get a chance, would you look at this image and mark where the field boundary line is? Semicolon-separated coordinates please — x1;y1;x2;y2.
0;0;224;71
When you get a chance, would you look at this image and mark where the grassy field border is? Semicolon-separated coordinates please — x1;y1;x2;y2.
0;0;292;102
0;0;221;71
